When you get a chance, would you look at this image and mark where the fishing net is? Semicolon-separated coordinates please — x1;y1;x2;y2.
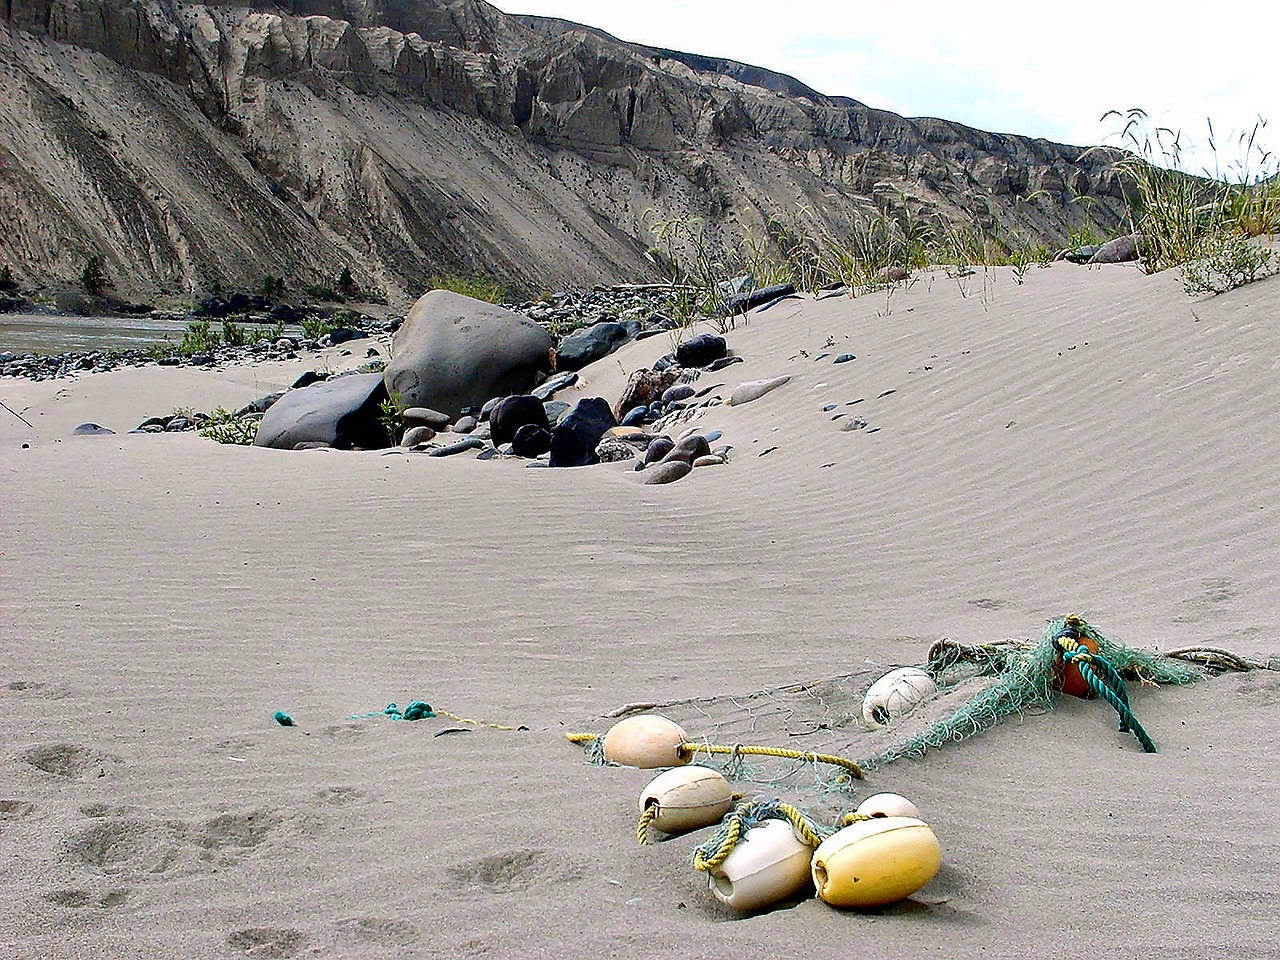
572;616;1219;798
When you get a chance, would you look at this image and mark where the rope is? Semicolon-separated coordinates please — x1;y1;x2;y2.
563;732;862;779
1165;646;1280;672
1061;645;1157;752
272;710;295;726
344;701;524;730
636;804;660;846
679;742;864;779
690;799;872;870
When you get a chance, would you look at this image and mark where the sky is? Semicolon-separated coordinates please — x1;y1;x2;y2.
506;0;1279;180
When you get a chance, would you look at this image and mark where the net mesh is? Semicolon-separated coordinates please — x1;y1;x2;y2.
578;617;1212;798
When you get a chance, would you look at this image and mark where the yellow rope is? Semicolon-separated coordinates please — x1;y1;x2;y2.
837;811;874;828
692;812;744;872
776;803;827;848
434;709;522;731
680;742;863;779
636;804;659;846
565;731;598;744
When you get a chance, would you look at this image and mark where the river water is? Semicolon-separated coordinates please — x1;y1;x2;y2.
0;313;201;356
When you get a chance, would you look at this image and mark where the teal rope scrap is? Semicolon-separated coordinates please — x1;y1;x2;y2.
350;700;436;721
1061;645;1157;752
273;710;295;727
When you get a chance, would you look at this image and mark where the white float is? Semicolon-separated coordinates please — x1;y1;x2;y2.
861;667;937;728
602;714;689;768
706;818;815;912
811;816;941;909
639;766;735;836
855;793;921;819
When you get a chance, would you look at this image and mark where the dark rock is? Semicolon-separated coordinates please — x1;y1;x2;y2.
652;353;679;372
71;422;114;436
724;283;795;315
293;373;327;391
235;392;284;417
675;333;727;367
427;437;486;457
253;372;390;450
549;397;616;468
165;417;191;431
644;436;675;464
453;415;477;434
661;434;711;465
662;384;696;404
136;416;170;430
490;395;551;446
293;441;333;450
620;405;648;427
543;400;570;424
555;321;632;370
269;303;303;324
707;355;744;372
157;356;181;366
1064;245;1101;264
510;423;552;457
327;327;364;345
834;353;855;364
188;354;214;366
531;370;579;400
385;290;553;418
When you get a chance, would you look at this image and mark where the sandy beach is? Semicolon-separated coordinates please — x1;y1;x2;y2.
3;262;1279;959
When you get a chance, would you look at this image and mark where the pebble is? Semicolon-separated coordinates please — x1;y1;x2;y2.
728;376;791;406
71;423;114;436
402;425;436;446
403;407;452;430
706;356;743;372
692;455;725;467
452;415;477;434
427;437;486;457
643;460;692;485
834;353;855;364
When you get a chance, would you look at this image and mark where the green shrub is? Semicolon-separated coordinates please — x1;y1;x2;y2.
221;317;251;347
198;407;258;445
427;272;504;303
81;254;109;295
179;319;221;356
1181;234;1278;295
300;315;334;340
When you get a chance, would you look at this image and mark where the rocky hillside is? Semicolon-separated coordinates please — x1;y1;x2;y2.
0;0;1128;304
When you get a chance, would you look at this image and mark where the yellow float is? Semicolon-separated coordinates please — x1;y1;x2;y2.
855;792;921;819
601;714;690;768
861;667;937;728
638;766;735;839
811;816;941;909
706;818;815;912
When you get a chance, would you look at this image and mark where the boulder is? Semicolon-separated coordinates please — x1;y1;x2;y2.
510;423;552;458
661;434;712;465
1088;235;1141;264
644;460;693;485
555;321;633;370
253;372;389;450
490;394;551;446
549;397;617;468
676;333;727;368
385;290;553;417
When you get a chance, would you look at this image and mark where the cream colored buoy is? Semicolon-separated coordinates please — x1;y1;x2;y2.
855;793;921;819
639;766;735;836
811;816;941;909
602;714;689;768
861;667;937;728
707;819;814;912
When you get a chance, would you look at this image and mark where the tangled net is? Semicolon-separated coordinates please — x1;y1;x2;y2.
575;616;1272;795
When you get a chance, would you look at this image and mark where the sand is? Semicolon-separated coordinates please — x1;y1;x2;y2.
2;262;1279;959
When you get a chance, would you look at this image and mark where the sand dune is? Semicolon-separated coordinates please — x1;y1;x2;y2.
3;262;1279;958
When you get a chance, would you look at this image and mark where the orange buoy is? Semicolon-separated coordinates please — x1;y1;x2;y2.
1055;637;1098;699
602;714;690;768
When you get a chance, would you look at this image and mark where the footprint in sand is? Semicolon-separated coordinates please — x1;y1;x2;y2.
0;798;36;830
446;848;584;894
62;809;279;878
43;887;129;909
226;927;305;958
18;743;109;778
334;917;418;946
314;786;369;806
5;679;72;699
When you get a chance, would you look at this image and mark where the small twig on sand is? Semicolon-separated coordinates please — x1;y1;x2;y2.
605;702;658;718
0;399;33;427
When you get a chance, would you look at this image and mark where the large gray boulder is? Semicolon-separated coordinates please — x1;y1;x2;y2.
253;373;390;450
384;290;554;418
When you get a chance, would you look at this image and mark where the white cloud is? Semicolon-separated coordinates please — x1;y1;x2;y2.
505;0;1280;176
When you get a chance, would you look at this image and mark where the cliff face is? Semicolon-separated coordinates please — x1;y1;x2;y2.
0;0;1127;302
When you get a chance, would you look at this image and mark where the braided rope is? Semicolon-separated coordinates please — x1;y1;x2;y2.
680;742;864;779
636;804;660;846
1062;647;1157;753
1165;646;1280;672
691;799;866;872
